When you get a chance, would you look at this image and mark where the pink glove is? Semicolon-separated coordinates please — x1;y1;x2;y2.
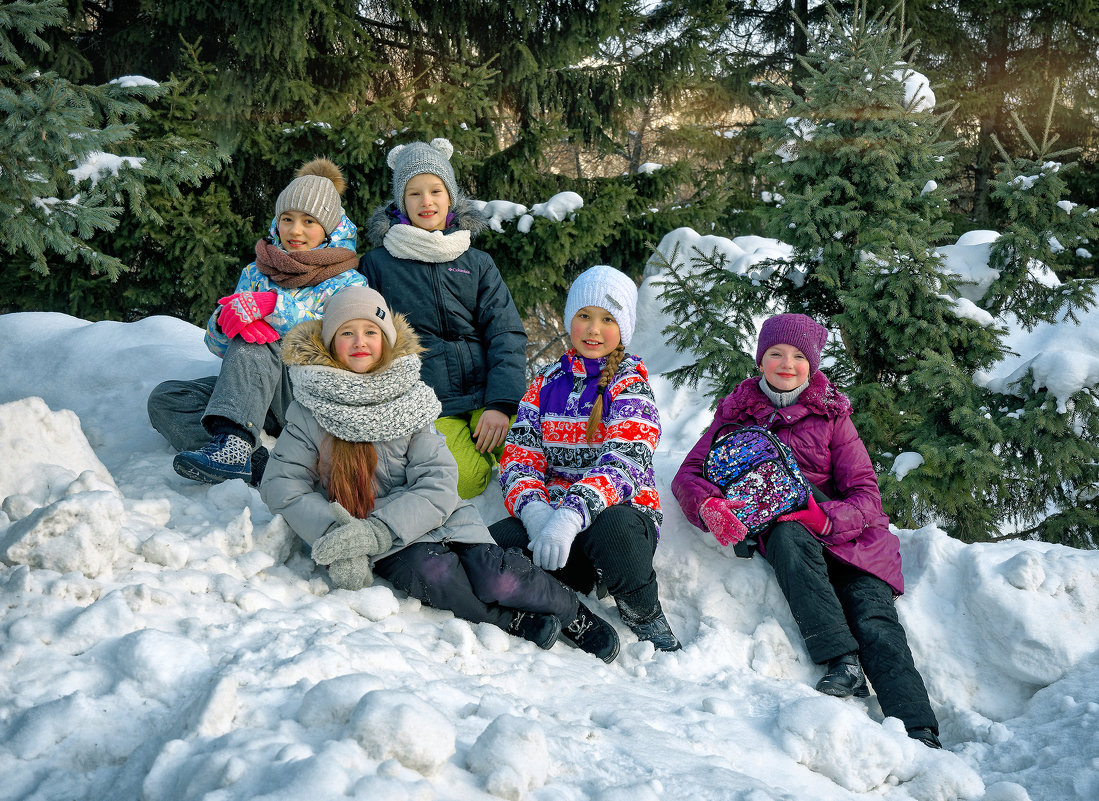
217;291;278;339
237;319;280;344
700;497;748;546
777;495;833;537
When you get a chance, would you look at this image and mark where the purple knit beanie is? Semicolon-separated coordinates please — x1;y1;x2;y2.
755;313;828;374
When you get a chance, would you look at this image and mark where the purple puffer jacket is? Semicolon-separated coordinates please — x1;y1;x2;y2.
671;371;903;594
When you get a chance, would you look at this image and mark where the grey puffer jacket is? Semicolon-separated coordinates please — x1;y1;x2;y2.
259;315;493;556
356;193;527;417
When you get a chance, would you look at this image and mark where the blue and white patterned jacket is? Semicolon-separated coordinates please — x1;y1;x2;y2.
204;214;367;358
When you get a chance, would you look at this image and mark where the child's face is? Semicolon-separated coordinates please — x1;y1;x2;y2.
570;305;621;360
278;210;326;251
403;173;451;231
333;319;385;373
760;343;810;391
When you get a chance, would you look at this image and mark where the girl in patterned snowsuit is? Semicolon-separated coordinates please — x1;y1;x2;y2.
260;286;620;662
490;265;681;652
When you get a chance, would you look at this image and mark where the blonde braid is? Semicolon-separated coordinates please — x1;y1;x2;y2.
585;344;626;443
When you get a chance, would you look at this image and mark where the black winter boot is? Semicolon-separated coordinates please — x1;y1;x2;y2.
815;652;870;698
508;611;562;650
907;727;942;749
249;446;270;487
560;601;620;663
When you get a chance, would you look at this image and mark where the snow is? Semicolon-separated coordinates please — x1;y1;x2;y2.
67;151;145;186
108;75;160;89
3;249;1099;798
530;191;584;222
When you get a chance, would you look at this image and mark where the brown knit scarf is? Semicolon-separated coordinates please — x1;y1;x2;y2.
254;238;359;289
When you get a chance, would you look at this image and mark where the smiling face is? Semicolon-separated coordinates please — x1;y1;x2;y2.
332;319;385;373
402;173;451;231
277;210;326;251
760;343;810;391
569;305;621;360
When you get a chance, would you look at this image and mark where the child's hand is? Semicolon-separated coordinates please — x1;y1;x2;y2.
237;319;280;344
699;497;748;546
217;291;278;339
530;507;584;571
776;495;833;538
519;500;555;540
473;409;510;453
312;503;395;564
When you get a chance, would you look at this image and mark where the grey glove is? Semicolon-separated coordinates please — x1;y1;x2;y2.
326;556;375;591
311;502;394;565
519;500;555;541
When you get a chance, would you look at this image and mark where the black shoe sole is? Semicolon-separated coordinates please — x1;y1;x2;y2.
173;454;251;485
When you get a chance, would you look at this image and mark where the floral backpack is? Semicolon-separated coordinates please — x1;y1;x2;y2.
702;424;810;539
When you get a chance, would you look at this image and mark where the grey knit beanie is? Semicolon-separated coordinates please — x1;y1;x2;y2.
563;265;638;347
322;286;397;349
275;158;346;235
387;138;460;215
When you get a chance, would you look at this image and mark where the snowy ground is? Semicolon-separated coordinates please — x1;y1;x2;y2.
2;277;1098;800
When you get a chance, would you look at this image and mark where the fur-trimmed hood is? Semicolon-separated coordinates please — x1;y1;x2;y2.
281;312;423;370
365;191;488;249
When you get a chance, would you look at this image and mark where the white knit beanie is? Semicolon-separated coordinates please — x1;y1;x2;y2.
563;265;638;347
274;158;346;235
321;286;397;349
387;138;460;215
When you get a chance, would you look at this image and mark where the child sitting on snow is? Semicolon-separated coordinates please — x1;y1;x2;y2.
260;285;619;662
147;158;367;485
357;138;527;500
671;313;941;748
489;265;682;652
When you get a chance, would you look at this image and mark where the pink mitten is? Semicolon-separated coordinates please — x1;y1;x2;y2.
700;497;748;546
238;319;281;344
217;291;278;339
776;494;833;537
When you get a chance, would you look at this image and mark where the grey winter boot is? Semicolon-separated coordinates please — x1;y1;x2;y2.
815;652;870;698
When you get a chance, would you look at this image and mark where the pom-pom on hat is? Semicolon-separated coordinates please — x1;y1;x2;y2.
564;265;638;347
322;286;397;349
387;138;460;215
755;313;828;374
274;157;346;235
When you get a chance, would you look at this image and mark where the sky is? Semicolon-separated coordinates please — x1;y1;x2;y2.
2;232;1098;800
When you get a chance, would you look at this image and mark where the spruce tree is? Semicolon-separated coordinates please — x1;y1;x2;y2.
659;0;1098;545
0;0;223;311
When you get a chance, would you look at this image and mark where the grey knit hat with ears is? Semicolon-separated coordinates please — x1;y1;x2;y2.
564;264;639;347
275;158;346;235
322;286;397;349
387;138;460;215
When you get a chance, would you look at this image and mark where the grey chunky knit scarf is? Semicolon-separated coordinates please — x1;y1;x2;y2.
289;354;442;442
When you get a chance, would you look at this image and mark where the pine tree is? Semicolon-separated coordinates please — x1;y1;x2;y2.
658;1;1098;545
0;0;223;307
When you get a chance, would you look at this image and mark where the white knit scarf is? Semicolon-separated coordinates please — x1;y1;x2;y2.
289;354;442;442
383;223;471;263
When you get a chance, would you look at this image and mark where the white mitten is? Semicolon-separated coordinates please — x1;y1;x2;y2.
529;507;584;571
311;502;394;564
519;500;555;541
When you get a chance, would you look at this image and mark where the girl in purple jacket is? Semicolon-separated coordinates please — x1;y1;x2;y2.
671;313;940;748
